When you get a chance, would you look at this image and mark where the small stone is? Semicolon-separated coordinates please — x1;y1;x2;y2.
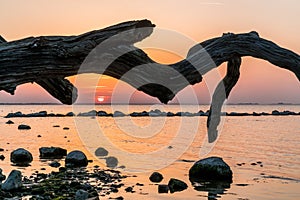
10;148;33;166
63;127;70;130
149;172;163;183
0;155;5;160
125;186;133;192
168;178;188;193
53;125;60;127
6;120;14;124
0;148;4;151
1;170;22;191
106;156;118;168
37;135;42;138
49;161;61;168
95;147;109;157
75;189;89;200
158;184;169;193
251;162;257;166
18;124;31;130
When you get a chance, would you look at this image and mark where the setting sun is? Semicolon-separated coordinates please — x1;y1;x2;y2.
97;96;105;103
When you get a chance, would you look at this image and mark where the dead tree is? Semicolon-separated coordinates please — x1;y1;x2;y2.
1;19;299;142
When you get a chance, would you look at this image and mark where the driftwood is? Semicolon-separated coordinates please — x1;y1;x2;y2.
1;19;299;142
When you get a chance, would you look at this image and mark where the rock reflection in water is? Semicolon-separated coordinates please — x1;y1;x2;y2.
190;179;231;199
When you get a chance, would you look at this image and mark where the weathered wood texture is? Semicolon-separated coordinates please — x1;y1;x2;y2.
1;19;299;142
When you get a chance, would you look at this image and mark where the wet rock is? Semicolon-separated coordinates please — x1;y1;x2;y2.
149;172;163;183
66;112;75;116
65;150;88;167
39;147;67;159
97;110;108;116
0;155;5;160
158;184;169;193
49;161;61;168
0;168;6;182
125;186;134;193
272;110;280;115
75;189;89;200
78;110;97;117
5;120;14;124
189;157;232;182
106;156;118;168
18;124;31;130
95;147;108;157
10;148;33;166
113;111;125;117
1;170;22;191
168;178;188;193
5;111;24;118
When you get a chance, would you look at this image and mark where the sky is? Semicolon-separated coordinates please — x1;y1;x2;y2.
0;0;299;104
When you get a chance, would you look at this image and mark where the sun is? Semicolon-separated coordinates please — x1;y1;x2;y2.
97;96;105;103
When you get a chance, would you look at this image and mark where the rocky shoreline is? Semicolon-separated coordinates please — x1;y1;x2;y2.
4;109;300;118
0;145;233;199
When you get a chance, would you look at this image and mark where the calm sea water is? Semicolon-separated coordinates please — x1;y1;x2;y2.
0;104;299;200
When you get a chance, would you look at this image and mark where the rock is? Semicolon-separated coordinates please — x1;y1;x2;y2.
39;147;67;159
53;125;60;127
189;157;232;182
65;150;88;167
113;111;125;117
168;178;188;193
78;110;98;117
10;148;33;166
5;111;24;118
272;110;280;115
0;155;5;160
97;110;108;116
125;186;134;192
75;189;89;200
1;170;22;191
158;184;169;193
6;120;14;124
49;161;61;168
18;124;31;130
95;147;108;157
66;112;75;116
63;127;70;130
37;135;42;138
149;172;163;183
106;156;118;168
0;168;6;182
0;148;4;151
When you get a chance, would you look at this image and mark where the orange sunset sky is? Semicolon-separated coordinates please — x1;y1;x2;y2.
0;0;299;104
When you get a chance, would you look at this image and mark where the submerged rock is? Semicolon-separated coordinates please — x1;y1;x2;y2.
168;178;188;193
106;156;118;168
149;172;163;183
95;147;108;157
189;157;232;182
39;147;67;159
18;124;31;130
10;148;33;166
65;150;88;167
1;170;22;191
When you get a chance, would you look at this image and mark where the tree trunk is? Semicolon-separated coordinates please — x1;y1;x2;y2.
1;19;299;142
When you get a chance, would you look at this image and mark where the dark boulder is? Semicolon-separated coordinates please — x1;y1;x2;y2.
39;147;67;159
189;157;232;182
10;148;33;166
65;150;88;167
149;172;163;183
106;156;118;168
158;184;169;193
168;178;188;193
6;120;14;124
18;124;31;130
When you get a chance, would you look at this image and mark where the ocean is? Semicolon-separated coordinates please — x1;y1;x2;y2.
0;104;299;199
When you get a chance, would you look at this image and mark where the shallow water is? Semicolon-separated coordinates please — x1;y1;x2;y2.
0;104;299;199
